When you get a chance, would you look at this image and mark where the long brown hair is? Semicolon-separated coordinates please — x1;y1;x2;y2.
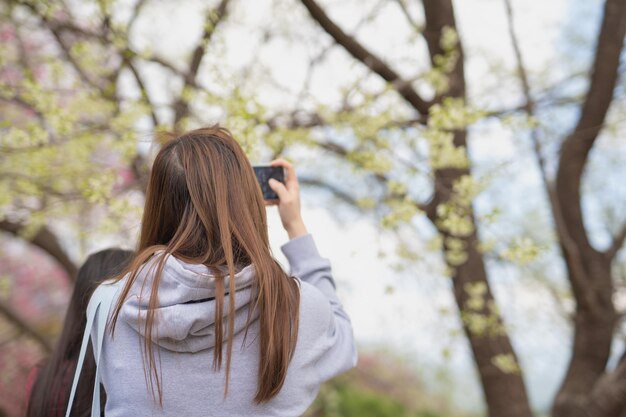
27;248;133;417
109;126;300;405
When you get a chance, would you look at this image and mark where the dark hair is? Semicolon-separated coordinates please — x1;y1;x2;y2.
110;125;300;405
27;248;133;417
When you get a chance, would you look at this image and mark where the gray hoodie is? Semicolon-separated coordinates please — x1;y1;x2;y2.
99;233;357;416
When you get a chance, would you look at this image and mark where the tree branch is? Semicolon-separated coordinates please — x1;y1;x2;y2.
503;0;598;313
0;220;77;280
0;95;46;124
607;223;626;261
128;0;149;31
19;1;111;96
393;0;422;33
299;0;431;115
0;298;52;353
298;176;360;207
143;54;189;79
555;0;626;255
315;139;433;214
125;58;159;127
189;0;230;82
502;0;544;180
44;21;101;40
484;94;583;118
173;0;231;126
20;8;190;93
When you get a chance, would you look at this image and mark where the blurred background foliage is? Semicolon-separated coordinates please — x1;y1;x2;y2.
0;0;625;416
305;351;470;417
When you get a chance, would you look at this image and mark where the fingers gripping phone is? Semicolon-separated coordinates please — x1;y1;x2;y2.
253;165;285;200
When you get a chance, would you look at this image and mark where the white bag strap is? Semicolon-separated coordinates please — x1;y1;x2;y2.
65;281;121;417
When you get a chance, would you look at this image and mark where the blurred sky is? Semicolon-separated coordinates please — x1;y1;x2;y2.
59;0;625;412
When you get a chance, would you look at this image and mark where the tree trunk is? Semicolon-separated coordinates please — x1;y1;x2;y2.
552;251;616;417
550;0;626;415
299;0;535;415
586;352;626;417
441;212;534;417
421;0;534;415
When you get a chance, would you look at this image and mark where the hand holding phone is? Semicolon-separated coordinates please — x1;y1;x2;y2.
257;159;308;239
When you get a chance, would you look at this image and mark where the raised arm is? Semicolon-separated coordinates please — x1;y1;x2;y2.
267;158;357;381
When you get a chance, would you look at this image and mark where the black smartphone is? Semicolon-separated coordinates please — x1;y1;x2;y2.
253;165;285;200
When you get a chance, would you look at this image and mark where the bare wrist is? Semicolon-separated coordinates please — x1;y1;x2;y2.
285;219;308;240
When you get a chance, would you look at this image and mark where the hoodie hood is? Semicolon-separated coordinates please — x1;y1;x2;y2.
119;253;259;353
